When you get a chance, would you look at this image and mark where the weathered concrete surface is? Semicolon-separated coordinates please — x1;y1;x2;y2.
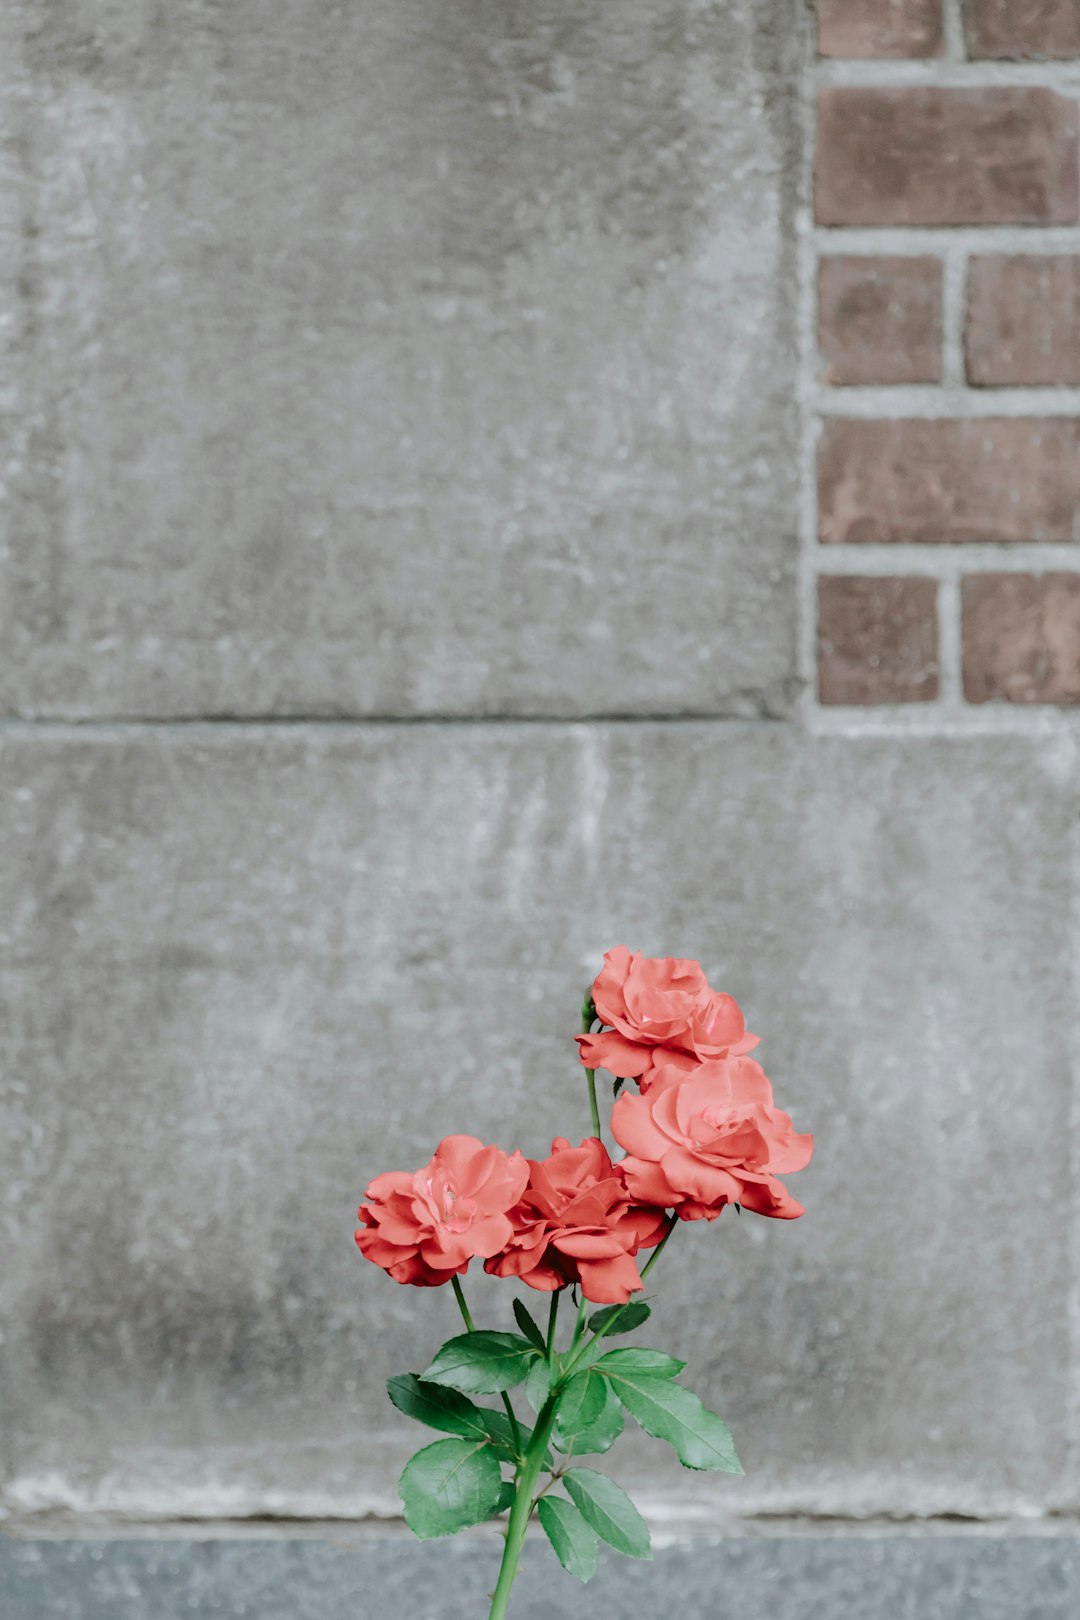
3;1533;1080;1620
1;726;1074;1524
0;0;800;720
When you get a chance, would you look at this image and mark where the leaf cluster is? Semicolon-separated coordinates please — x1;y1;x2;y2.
390;1295;741;1579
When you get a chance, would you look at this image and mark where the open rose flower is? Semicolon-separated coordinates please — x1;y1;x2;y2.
485;1137;669;1304
612;1056;812;1221
355;1135;528;1286
576;946;758;1088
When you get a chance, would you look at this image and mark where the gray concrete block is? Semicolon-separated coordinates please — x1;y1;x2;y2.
2;1533;1079;1620
0;1;800;719
0;726;1074;1521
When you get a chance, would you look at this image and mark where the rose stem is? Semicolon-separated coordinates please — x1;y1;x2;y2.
581;994;602;1140
544;1291;560;1359
485;1390;560;1620
487;1287;567;1620
486;1225;680;1618
571;1290;588;1349
451;1275;522;1456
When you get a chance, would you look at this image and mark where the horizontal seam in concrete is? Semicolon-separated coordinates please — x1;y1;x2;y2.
0;715;798;735
5;1509;1080;1540
0;710;1075;737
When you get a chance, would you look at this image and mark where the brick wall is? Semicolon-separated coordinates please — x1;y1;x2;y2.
811;0;1080;708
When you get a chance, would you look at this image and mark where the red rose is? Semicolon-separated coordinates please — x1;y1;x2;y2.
355;1135;529;1287
575;946;758;1087
485;1137;668;1305
611;1056;812;1221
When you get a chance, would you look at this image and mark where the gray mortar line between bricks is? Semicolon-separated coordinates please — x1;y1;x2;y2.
817;227;1080;253
941;0;966;60
807;707;1080;737
815;386;1080;416
935;575;963;705
816;60;1080;90
940;244;968;390
812;543;1080;575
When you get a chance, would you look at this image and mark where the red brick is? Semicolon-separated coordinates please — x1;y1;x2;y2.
818;576;939;704
967;255;1080;385
818;0;944;56
818;419;1080;543
966;0;1080;58
815;88;1079;226
963;573;1080;702
819;257;943;385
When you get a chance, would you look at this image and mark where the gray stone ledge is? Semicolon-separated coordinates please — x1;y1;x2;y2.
3;1532;1079;1619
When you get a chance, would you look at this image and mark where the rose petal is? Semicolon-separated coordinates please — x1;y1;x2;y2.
575;1251;644;1305
553;1228;629;1260
576;1029;650;1078
660;1147;742;1207
611;1092;671;1159
618;1155;681;1207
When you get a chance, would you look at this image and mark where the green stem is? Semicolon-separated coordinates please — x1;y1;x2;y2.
485;1394;560;1620
570;1290;588;1351
451;1274;475;1332
484;1220;676;1620
452;1276;522;1457
484;1229;673;1620
639;1216;677;1284
581;995;603;1139
545;1290;561;1361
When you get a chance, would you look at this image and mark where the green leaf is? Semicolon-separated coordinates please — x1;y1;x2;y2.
387;1373;539;1463
477;1407;524;1463
423;1332;540;1395
563;1468;651;1560
552;1372;607;1453
387;1374;499;1443
593;1348;686;1379
538;1495;599;1583
589;1302;651;1336
513;1299;548;1353
567;1377;624;1456
605;1373;743;1473
399;1438;505;1539
493;1480;515;1516
525;1356;552;1414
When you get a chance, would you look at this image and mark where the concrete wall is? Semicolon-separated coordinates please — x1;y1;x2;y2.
2;1;1078;1614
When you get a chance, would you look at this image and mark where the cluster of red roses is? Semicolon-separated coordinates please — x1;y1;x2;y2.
356;949;812;1306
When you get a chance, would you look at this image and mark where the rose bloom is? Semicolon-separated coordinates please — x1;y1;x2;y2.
355;1135;528;1287
612;1056;812;1221
576;946;758;1088
485;1137;669;1305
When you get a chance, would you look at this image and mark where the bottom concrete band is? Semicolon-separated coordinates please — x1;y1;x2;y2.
2;1532;1078;1619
